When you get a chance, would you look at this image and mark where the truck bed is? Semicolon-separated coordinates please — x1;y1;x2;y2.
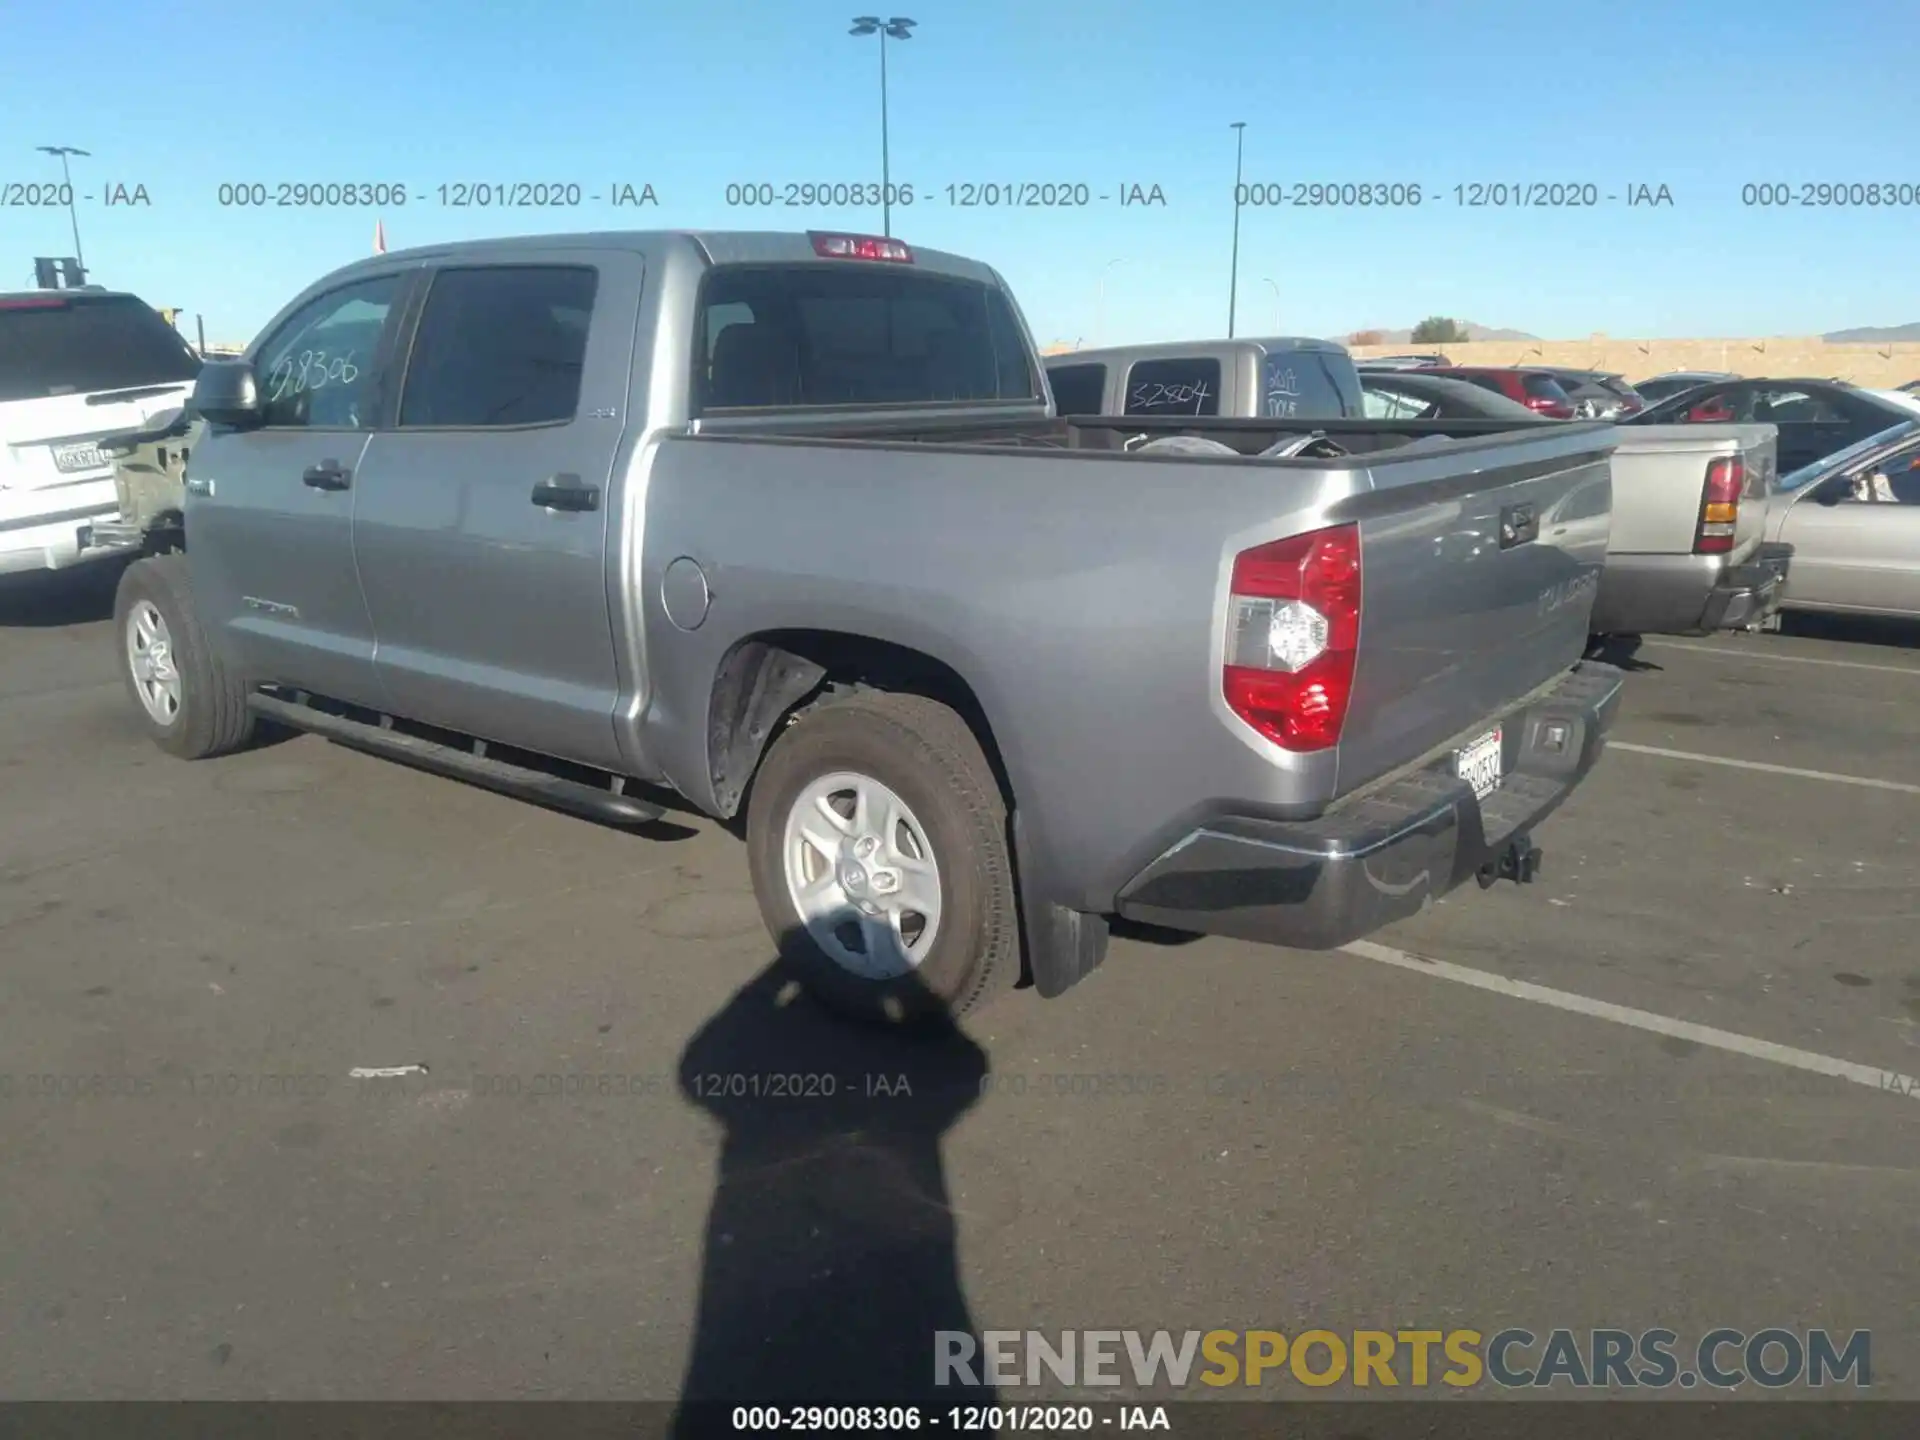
640;415;1614;918
1588;423;1782;635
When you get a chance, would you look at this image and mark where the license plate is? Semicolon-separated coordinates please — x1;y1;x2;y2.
1454;726;1504;801
51;441;109;473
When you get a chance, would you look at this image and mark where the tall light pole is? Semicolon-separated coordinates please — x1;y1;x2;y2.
36;145;90;280
1227;122;1249;337
1096;257;1128;346
850;16;916;237
1262;277;1280;332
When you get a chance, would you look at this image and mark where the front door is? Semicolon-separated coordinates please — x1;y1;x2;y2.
186;272;408;706
348;252;643;770
1778;440;1920;616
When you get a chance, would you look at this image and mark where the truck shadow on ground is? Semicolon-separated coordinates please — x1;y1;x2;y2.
669;954;1000;1436
0;559;131;629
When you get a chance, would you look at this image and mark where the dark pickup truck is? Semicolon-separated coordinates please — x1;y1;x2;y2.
112;229;1623;1025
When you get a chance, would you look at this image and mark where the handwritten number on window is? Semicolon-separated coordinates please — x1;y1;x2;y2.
266;346;361;404
1129;380;1214;414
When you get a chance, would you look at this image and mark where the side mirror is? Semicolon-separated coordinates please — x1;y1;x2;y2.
190;360;263;429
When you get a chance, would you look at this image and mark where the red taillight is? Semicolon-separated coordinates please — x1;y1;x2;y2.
1525;396;1574;419
0;296;69;310
1222;523;1362;753
1694;456;1745;554
809;231;914;263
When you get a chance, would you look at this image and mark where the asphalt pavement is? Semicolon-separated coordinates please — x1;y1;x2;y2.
2;561;1916;1406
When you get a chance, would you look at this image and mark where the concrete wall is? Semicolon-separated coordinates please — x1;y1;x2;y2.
1347;337;1920;388
1040;336;1920;388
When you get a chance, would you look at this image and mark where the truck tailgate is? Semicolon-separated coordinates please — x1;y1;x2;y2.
1606;423;1777;560
1334;425;1615;797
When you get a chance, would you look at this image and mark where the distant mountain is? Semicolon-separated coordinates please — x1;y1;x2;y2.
1340;322;1540;344
1823;322;1920;342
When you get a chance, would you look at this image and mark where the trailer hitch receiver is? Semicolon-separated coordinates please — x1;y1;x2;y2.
1477;833;1544;889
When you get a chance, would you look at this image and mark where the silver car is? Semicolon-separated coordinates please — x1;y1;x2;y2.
1768;419;1920;619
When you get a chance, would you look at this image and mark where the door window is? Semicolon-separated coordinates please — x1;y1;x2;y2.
1682;388;1738;422
254;276;402;429
1749;388;1847;424
1848;447;1920;505
398;266;599;428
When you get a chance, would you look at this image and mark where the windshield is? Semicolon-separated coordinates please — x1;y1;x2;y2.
0;294;203;403
1776;420;1920;491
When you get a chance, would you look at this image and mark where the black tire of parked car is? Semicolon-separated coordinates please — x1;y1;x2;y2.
744;690;1021;1026
113;553;259;760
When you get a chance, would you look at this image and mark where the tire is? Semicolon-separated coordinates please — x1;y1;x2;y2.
744;690;1021;1026
114;553;258;760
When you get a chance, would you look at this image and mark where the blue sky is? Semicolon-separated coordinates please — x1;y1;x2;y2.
4;0;1917;348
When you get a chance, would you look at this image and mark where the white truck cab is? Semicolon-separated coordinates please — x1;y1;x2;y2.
0;290;201;575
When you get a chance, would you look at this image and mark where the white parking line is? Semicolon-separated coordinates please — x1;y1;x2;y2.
1642;640;1920;677
1341;939;1920;1103
1607;741;1920;795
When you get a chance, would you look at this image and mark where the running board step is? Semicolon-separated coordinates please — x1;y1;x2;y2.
247;693;666;826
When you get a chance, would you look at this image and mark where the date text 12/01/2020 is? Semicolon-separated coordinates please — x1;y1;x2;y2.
722;182;1168;208
212;182;659;209
1232;181;1674;208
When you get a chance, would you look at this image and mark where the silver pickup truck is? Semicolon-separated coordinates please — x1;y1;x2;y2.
1587;425;1791;636
1048;347;1791;641
113;229;1623;1026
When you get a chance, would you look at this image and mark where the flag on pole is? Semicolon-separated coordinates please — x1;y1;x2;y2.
373;219;387;255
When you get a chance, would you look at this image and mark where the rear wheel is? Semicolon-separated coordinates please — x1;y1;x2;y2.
744;691;1021;1026
114;554;259;760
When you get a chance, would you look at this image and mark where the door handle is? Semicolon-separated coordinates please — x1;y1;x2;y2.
1499;502;1538;549
302;460;352;491
531;473;601;512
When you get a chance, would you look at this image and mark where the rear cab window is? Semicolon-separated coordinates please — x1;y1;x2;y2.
1123;358;1221;416
1262;349;1362;418
1046;363;1108;416
1522;373;1573;404
0;293;202;403
694;264;1038;411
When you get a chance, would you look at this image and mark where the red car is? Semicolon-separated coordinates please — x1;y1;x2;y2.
1421;367;1577;419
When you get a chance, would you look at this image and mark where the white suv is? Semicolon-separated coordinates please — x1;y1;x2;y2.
0;290;201;574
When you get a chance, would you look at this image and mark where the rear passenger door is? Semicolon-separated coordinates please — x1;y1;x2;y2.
349;252;645;770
